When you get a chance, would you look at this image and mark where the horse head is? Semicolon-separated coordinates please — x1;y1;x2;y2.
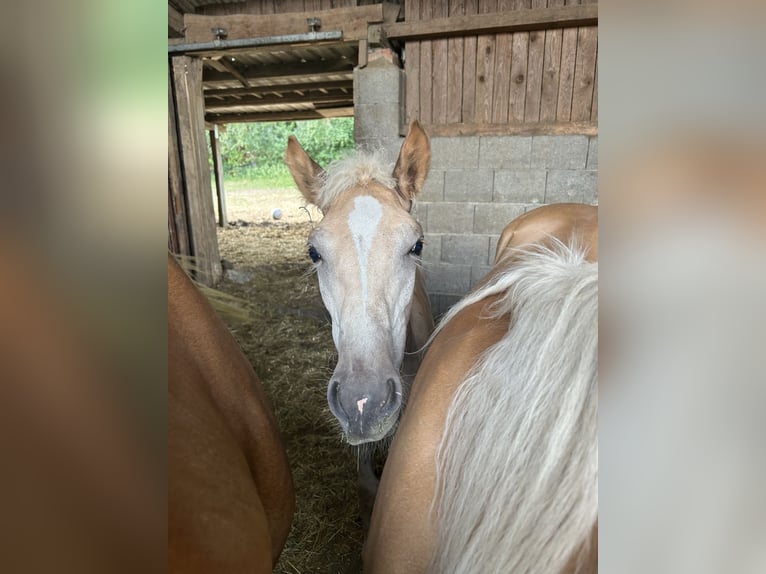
286;121;431;445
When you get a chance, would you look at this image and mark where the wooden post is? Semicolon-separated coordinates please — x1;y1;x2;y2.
209;125;228;227
168;70;191;256
170;55;222;286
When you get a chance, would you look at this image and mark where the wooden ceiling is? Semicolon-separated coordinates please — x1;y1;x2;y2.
169;1;401;124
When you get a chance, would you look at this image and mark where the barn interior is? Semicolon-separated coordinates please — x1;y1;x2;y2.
168;2;597;572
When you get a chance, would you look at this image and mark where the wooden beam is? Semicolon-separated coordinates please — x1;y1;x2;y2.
202;59;354;86
207;106;354;124
203;79;353;99
171;56;222;286
209;125;228;228
171;0;196;14
219;58;250;88
169;5;185;38
184;4;386;44
384;4;598;41
205;92;353;111
421;121;598;137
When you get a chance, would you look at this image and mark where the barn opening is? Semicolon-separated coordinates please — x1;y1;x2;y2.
207;118;354;229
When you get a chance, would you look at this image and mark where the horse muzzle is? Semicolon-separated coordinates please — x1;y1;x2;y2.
327;374;403;445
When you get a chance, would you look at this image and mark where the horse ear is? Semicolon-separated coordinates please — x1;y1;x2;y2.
393;120;431;207
285;136;326;208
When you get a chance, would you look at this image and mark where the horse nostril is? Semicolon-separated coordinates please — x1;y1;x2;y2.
385;378;402;412
328;379;348;418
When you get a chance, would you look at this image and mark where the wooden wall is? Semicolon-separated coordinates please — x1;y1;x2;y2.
198;0;384;16
404;0;597;133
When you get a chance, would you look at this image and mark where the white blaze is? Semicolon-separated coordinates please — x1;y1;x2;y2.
347;196;382;309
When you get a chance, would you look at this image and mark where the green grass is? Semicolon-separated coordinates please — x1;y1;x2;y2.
214;166;295;191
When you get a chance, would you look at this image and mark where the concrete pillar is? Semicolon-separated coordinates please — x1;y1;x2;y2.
353;48;406;162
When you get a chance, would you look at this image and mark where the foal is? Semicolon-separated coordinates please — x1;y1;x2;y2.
285;121;434;518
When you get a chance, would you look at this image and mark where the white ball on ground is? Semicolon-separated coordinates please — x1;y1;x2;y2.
272;208;282;220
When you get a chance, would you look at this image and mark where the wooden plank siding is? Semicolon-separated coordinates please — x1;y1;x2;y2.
400;0;597;134
198;0;358;16
461;0;478;123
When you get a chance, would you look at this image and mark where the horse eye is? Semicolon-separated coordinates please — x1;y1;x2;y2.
308;245;322;263
410;239;424;256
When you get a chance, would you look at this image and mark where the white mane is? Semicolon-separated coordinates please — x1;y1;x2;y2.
428;239;599;574
317;150;396;211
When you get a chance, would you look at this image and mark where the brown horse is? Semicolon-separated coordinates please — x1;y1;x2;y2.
365;204;599;573
168;255;294;573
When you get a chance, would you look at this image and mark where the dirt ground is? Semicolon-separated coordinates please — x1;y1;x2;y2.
214;187;365;574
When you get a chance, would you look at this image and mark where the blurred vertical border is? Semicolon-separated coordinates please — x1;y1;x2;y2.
600;1;766;573
0;0;167;571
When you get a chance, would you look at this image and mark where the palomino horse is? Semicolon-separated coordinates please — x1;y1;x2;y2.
285;122;434;517
168;255;294;573
365;203;599;574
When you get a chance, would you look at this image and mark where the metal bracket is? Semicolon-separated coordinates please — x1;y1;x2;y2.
211;27;227;41
307;18;321;32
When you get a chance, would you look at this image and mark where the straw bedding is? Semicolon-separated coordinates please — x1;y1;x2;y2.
214;189;365;573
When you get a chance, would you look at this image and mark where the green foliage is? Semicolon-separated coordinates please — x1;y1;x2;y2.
213;118;355;188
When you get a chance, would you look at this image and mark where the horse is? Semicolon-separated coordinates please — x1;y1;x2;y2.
168;254;295;573
284;121;434;519
364;203;599;574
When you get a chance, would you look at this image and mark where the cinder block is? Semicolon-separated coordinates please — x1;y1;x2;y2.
531;135;589;169
421;233;442;264
420;170;445;202
493;169;546;203
430;136;480;170
354;65;403;105
444;169;493;202
441;234;491;265
471;265;494;287
545;170;598;204
583;171;598;204
586;137;598;169
427;202;475;234
473;203;527;235
479;136;532;169
424;263;472;295
355;103;402;140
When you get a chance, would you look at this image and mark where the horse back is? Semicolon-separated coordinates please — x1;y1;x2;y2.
495;203;598;264
365;204;598;574
168;255;294;572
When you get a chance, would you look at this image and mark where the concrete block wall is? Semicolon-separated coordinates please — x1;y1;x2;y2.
353;51;598;317
413;134;598;316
